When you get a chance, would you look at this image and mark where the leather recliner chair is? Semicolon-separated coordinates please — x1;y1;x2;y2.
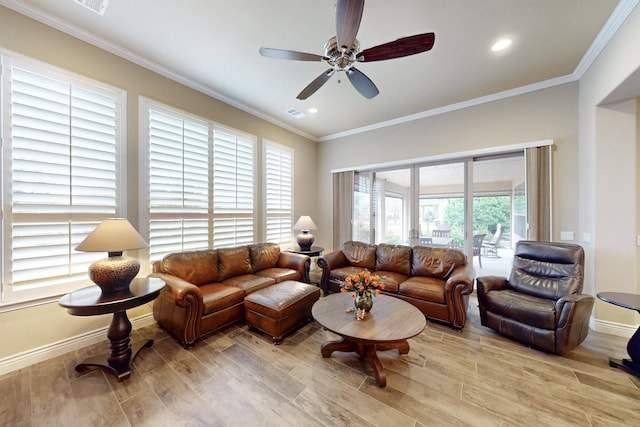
476;240;594;355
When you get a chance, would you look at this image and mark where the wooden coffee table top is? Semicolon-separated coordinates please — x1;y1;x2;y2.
312;293;426;343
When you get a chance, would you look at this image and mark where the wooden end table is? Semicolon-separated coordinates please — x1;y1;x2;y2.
312;293;426;387
59;277;165;381
597;292;640;378
288;246;324;284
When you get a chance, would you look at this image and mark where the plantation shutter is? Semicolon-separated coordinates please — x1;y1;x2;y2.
148;109;209;262
264;141;293;245
5;64;122;301
212;127;255;247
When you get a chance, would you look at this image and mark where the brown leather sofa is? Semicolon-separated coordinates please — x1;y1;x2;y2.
150;243;310;347
318;241;476;329
476;240;594;355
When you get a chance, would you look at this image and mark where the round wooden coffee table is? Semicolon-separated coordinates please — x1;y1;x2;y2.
312;293;426;387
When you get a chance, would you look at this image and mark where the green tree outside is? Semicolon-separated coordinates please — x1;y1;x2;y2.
442;196;511;246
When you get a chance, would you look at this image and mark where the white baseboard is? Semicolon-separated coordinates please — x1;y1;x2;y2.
0;313;156;376
592;317;637;338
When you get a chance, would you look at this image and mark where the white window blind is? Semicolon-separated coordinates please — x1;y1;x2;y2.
144;102;257;261
212;127;255;247
2;58;124;303
148;109;209;262
264;140;293;245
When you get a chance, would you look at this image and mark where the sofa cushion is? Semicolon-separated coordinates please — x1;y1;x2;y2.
341;241;376;270
222;274;275;295
482;289;557;330
249;243;281;272
329;266;366;284
255;268;301;283
376;244;411;276
218;246;252;281
199;283;245;315
411;246;465;279
373;271;407;293
161;250;219;286
399;276;446;304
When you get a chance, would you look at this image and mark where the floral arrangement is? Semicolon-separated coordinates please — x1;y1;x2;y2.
340;269;384;298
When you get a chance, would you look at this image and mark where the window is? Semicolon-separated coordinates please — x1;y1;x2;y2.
142;100;256;263
264;140;293;245
212;127;255;248
1;53;125;304
147;108;209;263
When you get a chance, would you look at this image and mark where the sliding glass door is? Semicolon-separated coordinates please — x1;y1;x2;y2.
348;152;529;278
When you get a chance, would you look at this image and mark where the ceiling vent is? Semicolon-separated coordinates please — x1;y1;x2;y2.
74;0;109;16
285;108;306;119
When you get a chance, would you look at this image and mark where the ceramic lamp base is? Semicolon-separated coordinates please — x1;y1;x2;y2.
88;256;140;294
296;231;314;252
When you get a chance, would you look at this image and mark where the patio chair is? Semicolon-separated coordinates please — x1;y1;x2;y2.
472;234;485;268
432;229;451;238
482;224;503;257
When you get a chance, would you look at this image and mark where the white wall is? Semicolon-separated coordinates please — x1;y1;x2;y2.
579;4;640;326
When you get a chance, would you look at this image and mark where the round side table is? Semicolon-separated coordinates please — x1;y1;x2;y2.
59;277;165;380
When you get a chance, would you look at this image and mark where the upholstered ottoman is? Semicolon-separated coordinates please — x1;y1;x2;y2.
244;280;321;344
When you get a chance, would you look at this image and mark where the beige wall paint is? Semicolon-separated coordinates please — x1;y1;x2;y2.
579;4;640;326
316;83;580;251
0;7;317;360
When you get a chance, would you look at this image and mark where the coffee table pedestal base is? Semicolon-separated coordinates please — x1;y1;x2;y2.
321;337;410;387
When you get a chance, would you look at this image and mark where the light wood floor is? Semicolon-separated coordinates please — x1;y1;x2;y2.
2;296;640;426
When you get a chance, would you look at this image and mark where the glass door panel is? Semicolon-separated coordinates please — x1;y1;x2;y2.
373;169;411;244
418;163;465;249
472;155;524;276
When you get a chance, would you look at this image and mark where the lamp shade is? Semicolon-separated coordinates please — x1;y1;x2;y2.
76;218;147;295
76;218;147;254
293;216;317;231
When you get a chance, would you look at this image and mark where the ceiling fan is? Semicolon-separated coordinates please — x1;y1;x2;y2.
259;0;435;100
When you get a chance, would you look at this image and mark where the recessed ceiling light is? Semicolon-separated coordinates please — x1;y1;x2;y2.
308;108;318;114
491;38;512;52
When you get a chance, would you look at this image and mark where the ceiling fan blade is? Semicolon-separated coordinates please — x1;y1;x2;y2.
297;69;335;100
357;32;435;62
259;47;325;62
346;67;379;99
336;0;364;51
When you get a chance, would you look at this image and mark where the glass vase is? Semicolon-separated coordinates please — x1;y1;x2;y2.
354;292;374;312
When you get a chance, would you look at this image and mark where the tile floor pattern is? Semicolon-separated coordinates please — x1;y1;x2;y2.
2;296;640;426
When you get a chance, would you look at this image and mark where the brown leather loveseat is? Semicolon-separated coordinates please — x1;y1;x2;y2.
318;241;476;329
151;243;310;347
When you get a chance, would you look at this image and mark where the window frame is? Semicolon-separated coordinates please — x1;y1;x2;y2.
263;139;294;246
0;50;127;307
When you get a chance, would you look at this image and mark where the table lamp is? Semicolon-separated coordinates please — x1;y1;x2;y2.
75;218;148;294
293;215;317;251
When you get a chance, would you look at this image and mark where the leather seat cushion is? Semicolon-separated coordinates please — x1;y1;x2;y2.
222;274;275;295
373;271;408;293
399;276;446;303
329;266;366;283
200;283;246;314
484;289;557;330
244;280;321;320
255;268;301;283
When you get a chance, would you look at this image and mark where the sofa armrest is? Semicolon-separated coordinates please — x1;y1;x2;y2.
317;250;348;294
556;293;595;328
276;251;311;283
149;272;203;307
443;264;476;329
475;275;509;294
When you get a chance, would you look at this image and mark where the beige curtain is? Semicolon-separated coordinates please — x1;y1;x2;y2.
332;171;354;248
525;145;552;241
